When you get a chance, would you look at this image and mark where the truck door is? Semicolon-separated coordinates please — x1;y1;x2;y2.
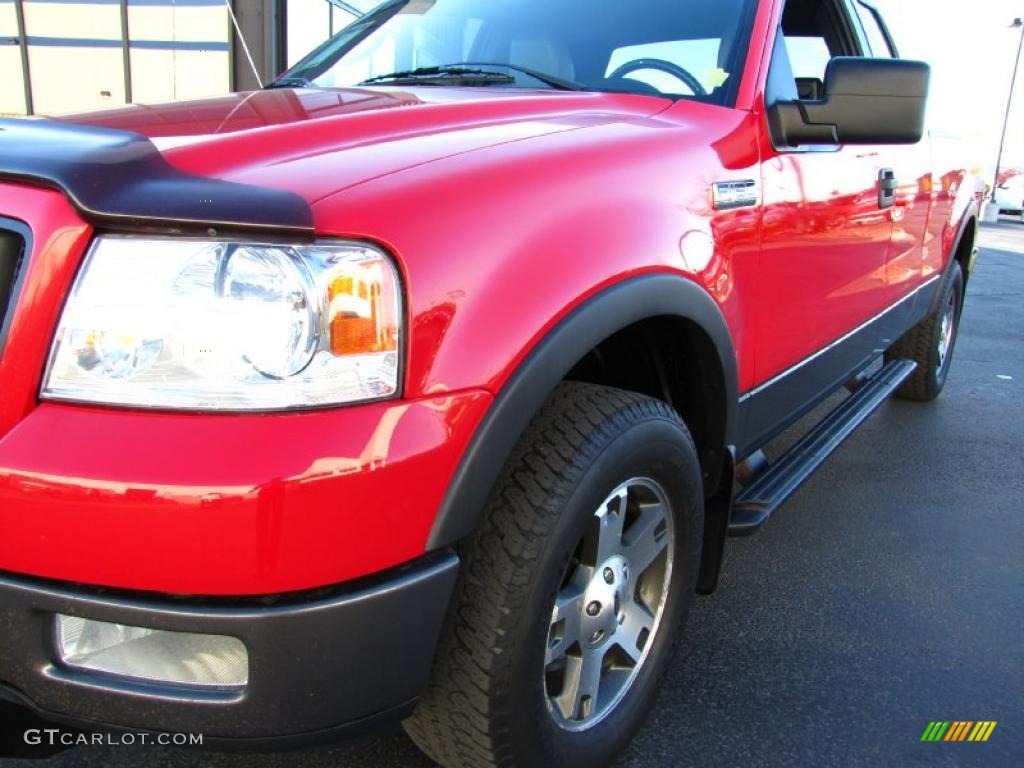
754;0;894;387
849;0;933;304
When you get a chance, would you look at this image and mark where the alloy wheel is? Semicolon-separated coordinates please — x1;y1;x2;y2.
937;289;958;372
543;477;674;731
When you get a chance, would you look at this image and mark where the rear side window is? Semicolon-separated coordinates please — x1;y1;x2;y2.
854;2;895;58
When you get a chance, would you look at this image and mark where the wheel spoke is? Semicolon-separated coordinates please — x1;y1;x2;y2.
595;487;629;564
615;601;655;664
546;588;584;665
623;501;669;575
557;646;605;722
938;297;956;370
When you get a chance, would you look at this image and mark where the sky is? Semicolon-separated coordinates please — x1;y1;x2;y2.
852;1;1023;175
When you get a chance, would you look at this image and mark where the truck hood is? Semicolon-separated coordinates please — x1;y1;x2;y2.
60;87;672;208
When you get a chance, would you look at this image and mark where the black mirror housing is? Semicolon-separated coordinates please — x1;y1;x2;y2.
769;57;930;147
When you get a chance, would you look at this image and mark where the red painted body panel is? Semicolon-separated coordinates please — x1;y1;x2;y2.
0;190;498;596
0;0;978;596
0;187;92;439
311;98;762;397
0;396;490;595
755;141;895;379
63;88;674;208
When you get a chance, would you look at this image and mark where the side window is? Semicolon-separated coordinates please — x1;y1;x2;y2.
772;0;865;101
785;36;832;82
853;2;895;58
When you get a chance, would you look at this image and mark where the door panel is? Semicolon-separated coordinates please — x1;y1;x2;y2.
750;0;898;385
851;0;930;303
879;145;931;302
756;146;892;381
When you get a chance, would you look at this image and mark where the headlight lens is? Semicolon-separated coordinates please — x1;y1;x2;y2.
43;237;402;410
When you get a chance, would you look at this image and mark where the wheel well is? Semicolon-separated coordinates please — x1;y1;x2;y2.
426;274;738;553
565;316;728;491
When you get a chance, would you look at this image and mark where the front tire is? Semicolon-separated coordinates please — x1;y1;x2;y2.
404;383;704;768
887;261;964;402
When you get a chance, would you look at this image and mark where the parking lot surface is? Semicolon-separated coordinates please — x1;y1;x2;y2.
4;220;1022;768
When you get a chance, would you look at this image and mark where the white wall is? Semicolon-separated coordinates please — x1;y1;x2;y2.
2;0;230;116
2;0;378;115
127;1;231;104
0;2;27;114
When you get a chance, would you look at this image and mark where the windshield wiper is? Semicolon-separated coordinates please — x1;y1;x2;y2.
265;77;318;90
360;66;515;87
455;62;590;92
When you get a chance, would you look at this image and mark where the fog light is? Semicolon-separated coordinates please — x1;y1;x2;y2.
57;615;248;688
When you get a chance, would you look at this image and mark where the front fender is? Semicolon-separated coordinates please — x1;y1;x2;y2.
308;107;756;547
425;273;738;549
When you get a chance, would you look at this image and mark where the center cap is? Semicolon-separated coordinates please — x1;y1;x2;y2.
581;556;630;645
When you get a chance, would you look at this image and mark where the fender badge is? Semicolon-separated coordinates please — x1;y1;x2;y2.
712;180;758;210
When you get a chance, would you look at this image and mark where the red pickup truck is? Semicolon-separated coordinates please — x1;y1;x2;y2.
0;1;980;766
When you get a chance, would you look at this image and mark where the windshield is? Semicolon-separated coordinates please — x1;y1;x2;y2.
282;0;757;104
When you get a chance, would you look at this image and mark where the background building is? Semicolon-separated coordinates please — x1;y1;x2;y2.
0;0;372;116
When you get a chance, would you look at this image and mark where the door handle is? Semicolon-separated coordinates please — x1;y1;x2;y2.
878;168;897;210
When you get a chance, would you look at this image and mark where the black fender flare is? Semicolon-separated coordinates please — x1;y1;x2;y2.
426;273;739;549
925;201;978;317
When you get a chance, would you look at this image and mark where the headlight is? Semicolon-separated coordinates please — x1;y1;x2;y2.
43;237;402;410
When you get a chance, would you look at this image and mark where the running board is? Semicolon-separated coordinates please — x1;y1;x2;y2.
729;359;917;536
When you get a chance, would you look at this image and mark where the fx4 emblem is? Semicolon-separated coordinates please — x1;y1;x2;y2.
711;180;758;210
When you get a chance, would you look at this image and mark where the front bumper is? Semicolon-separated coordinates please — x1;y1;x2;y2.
0;392;490;596
0;553;458;744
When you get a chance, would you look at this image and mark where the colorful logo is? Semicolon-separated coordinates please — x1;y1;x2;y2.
921;721;998;742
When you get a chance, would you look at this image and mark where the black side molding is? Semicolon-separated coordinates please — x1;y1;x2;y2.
427;273;739;550
0;119;314;237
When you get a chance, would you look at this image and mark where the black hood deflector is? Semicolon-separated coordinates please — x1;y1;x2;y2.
0;119;314;237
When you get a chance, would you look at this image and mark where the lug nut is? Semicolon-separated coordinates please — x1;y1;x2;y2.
586;601;601;617
603;567;615;584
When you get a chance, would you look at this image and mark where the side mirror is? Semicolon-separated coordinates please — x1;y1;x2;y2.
769;57;930;147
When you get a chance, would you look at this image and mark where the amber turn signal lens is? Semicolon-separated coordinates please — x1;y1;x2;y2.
327;261;399;356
